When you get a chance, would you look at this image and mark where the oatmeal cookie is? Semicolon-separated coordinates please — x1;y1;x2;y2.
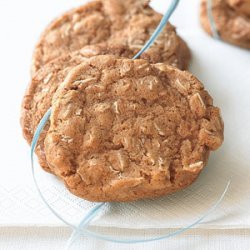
227;0;250;16
21;44;139;172
44;55;224;202
200;0;250;49
32;0;190;74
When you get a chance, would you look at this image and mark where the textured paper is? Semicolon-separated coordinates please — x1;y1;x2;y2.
1;227;250;250
0;0;249;230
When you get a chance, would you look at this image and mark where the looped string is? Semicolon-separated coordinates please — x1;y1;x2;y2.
207;0;220;39
65;181;230;247
31;115;230;244
30;0;230;248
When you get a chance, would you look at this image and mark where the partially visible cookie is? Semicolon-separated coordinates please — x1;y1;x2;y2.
44;55;224;202
32;0;190;74
227;0;250;16
200;0;250;49
21;43;142;172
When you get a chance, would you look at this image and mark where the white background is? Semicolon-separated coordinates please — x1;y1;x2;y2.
0;0;250;249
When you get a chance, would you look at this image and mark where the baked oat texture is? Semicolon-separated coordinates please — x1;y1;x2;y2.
200;0;250;49
44;55;224;202
21;44;139;172
32;0;190;74
227;0;250;15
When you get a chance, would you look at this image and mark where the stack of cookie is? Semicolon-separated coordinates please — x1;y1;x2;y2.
200;0;250;48
21;0;224;202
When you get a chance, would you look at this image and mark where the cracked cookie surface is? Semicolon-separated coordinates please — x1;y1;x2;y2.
200;0;250;49
21;44;138;172
44;55;224;202
32;0;190;74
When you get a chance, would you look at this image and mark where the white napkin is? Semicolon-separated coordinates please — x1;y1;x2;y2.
0;0;249;230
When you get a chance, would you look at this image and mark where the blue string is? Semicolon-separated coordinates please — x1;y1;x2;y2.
65;181;230;246
207;0;220;39
67;2;182;245
30;0;230;247
65;203;106;250
31;108;106;230
133;0;180;59
31;114;230;244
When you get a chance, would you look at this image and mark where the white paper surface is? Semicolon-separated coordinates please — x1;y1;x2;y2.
1;227;250;250
0;0;249;230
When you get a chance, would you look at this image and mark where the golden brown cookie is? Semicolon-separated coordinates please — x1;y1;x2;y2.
32;0;190;74
44;55;224;202
227;0;250;16
200;0;250;49
21;44;144;173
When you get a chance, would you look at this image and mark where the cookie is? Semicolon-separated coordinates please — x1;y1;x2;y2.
44;55;224;202
21;43;143;173
200;0;250;49
32;0;190;74
227;0;250;16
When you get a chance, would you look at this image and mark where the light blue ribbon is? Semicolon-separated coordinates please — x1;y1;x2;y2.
207;0;220;39
30;0;230;248
65;181;230;247
133;0;180;59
